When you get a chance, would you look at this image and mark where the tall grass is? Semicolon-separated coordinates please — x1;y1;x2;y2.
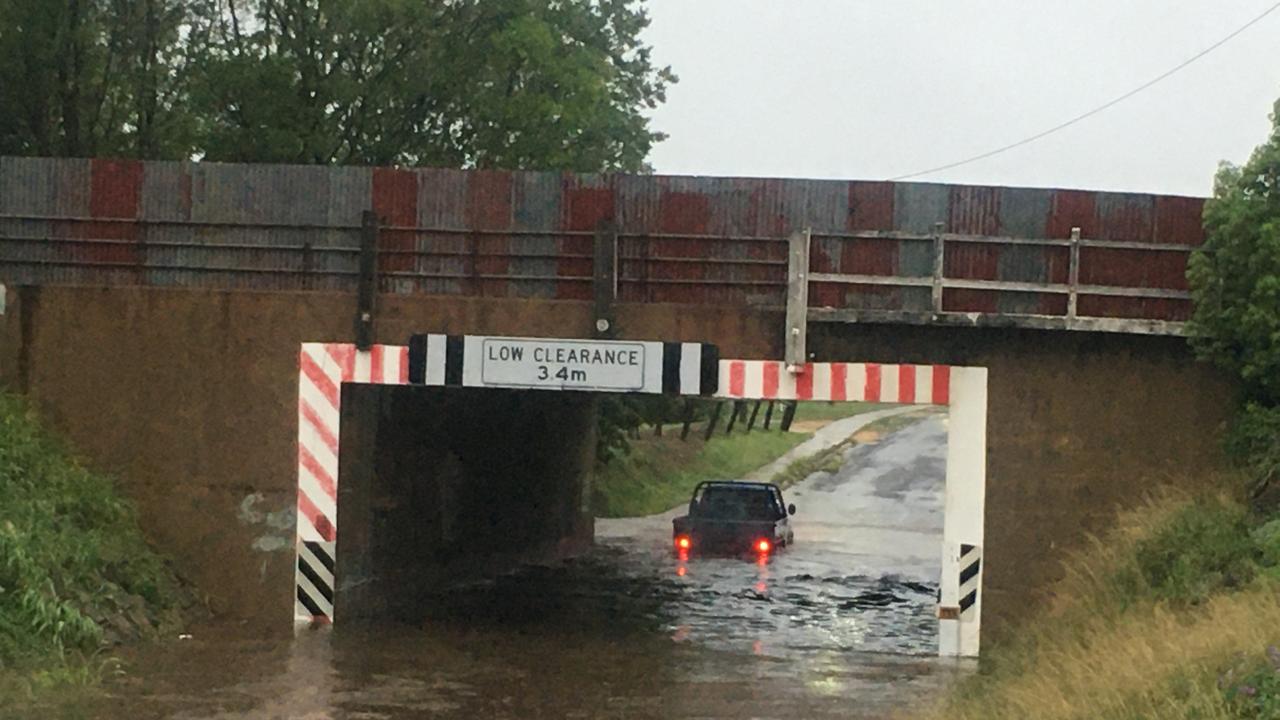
913;489;1280;720
0;392;187;671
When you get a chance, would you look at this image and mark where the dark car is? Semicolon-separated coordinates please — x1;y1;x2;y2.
672;481;796;555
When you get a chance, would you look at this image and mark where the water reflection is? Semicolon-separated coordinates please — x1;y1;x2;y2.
16;414;972;719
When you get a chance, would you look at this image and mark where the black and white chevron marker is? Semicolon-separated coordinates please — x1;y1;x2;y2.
958;543;981;621
408;334;718;396
295;539;335;623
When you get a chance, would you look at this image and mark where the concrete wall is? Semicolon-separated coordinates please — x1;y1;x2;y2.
0;284;1232;637
0;285;776;629
808;323;1234;638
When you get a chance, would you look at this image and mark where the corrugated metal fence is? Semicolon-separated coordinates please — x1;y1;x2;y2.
0;157;1204;332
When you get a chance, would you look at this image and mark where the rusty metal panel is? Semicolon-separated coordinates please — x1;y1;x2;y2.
1079;247;1188;290
1046;189;1097;238
993;187;1056;314
1077;295;1190;322
894;182;949;234
413;167;466;296
1095;192;1154;242
0;157;1211;332
0;156;91;216
0;157;92;287
948;186;1001;235
312;166;367;292
509;171;560;299
374;167;419;294
139;161;190;288
141;161;191;221
557;174;609;301
179;163;327;290
833;181;900;311
848;181;894;231
466;170;514;298
892;184;947;311
1153;195;1206;246
998;187;1051;238
616;174;659;304
652;177;717;305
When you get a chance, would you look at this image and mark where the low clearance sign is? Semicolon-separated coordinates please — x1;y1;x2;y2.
479;338;653;390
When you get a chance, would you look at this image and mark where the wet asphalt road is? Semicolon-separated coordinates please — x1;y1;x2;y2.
24;411;969;720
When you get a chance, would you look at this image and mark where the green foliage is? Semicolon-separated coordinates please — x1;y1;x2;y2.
1129;499;1259;605
1221;648;1280;720
915;493;1280;720
1226;403;1280;501
1189;100;1280;405
0;392;186;668
593;427;809;517
1255;518;1280;572
0;0;197;157
0;0;673;169
596;396;708;466
1189;98;1280;504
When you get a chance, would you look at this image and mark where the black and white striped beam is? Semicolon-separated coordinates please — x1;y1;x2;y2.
408;334;717;395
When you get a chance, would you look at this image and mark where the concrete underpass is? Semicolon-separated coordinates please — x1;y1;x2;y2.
115;398;965;719
335;385;597;621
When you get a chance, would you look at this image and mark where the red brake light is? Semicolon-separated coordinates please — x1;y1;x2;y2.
675;535;691;550
756;539;771;553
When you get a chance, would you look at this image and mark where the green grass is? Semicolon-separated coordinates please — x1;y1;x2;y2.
593;428;811;517
910;489;1280;720
0;392;187;696
791;401;885;424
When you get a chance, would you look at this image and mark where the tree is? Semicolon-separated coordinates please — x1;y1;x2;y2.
187;0;674;170
0;0;196;158
0;0;674;171
1188;98;1280;503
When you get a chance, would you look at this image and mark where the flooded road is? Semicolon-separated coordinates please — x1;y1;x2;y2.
27;411;970;720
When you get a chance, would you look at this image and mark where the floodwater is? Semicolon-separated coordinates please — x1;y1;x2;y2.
22;413;972;720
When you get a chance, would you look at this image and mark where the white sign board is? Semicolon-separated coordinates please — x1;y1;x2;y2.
464;337;663;392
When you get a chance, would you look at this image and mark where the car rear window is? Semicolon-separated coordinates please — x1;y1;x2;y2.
694;487;779;521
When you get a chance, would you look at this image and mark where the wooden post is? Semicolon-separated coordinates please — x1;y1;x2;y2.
785;228;811;370
681;399;694;441
593;219;618;338
354;210;379;350
931;221;945;314
725;401;743;434
704;402;724;441
1067;227;1081;321
780;400;798;432
746;400;762;432
763;400;775;430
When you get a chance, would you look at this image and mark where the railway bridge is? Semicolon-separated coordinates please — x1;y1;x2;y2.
0;157;1230;651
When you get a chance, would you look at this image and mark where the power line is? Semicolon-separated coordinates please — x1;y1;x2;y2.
888;1;1280;181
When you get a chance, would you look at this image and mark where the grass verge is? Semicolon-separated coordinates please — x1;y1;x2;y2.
0;392;189;700
911;488;1280;720
593;427;811;517
791;401;885;424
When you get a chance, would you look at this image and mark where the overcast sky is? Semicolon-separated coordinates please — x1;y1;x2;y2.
640;1;1280;197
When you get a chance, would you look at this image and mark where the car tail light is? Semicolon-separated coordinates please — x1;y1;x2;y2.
675;535;692;550
755;538;771;553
